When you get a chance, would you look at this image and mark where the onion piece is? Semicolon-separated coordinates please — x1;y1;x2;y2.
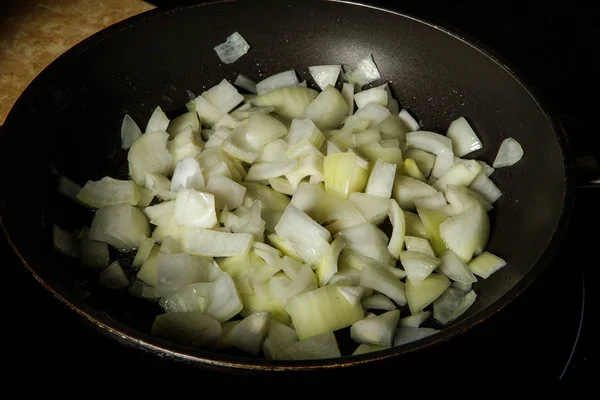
387;199;406;259
360;264;407;306
354;87;388;109
365;159;396;198
204;175;246;210
406;273;450;315
433;287;477;325
79;228;109;269
170;157;205;192
286;284;364;339
398;311;431;328
222;312;271;356
274;204;331;265
256;70;299;95
202;79;244;114
52;225;80;258
350;309;400;347
348;192;390;225
341;82;355;116
77;177;140;209
121;114;142;149
182;228;253;257
404;148;435;178
404;236;435;257
432;159;482;193
493;137;524;168
439;203;490;263
392;175;438;210
416;207;449;256
245;160;298;181
167;111;200;137
214;31;250;64
437;249;478;284
361;294;396;311
413;192;448;212
398;109;421;132
98;260;130;289
173;189;217;229
193;95;222;126
446;117;483;157
468;251;507;279
353;102;391;127
309;65;341;91
403;158;428;183
343;54;382;88
303;85;349;130
89;204;150;250
469;172;503;204
145;106;170;134
400;251;441;284
128;131;173;187
324;152;369;198
132;236;156;268
252;86;319;120
403;210;429;239
285;118;324;147
169;126;204;164
338;222;393;266
277;332;341;360
315;237;345;287
234;74;257;94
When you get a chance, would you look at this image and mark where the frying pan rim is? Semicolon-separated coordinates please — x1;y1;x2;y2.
0;0;576;371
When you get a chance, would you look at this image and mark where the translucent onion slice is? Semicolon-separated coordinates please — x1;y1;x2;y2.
256;70;299;95
309;65;341;91
433;287;477;325
214;31;250;64
350;309;400;347
343;54;382;88
493;137;524;168
446;117;483;157
234;74;257;94
121;114;142;150
99;261;130;289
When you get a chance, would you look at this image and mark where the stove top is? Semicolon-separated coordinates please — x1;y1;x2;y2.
2;0;594;387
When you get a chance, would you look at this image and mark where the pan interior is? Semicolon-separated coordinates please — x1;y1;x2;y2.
0;0;569;366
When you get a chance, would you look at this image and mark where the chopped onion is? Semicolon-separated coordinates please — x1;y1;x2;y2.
89;204;150;250
222;312;271;355
350;309;400;347
343;54;382;88
365;159;396;198
404;210;429;239
77;177;140;208
246;160;297;181
202;79;244;113
403;158;428;183
174;189;217;228
341;82;355;116
393;175;438;210
446;117;483;157
400;251;441;284
404;236;435;257
348;192;390;225
433;287;477;325
303;85;349;130
256;70;299;96
253;86;319;120
398;109;421;132
361;294;396;311
439;203;490;263
286;284;364;339
56;175;83;203
387;199;406;259
353;102;391;127
193;95;222;126
52;225;80;258
182;228;253;257
276;332;341;360
99;261;130;289
214;31;250;64
132;236;156;268
417;207;450;256
398;311;431;328
468;251;507;279
167;111;200;138
404;148;435;178
338;222;393;266
234;74;257;94
469;172;503;204
437;249;478;284
315;237;345;287
121;114;142;149
413;192;448;212
493;137;524;168
360;264;407;306
309;65;342;91
128;131;173;187
170;157;205;192
432;159;482;192
79;228;109;269
145;106;170;134
204;175;246;210
405;273;450;315
354;87;388;109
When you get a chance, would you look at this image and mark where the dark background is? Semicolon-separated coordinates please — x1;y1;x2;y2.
2;0;596;388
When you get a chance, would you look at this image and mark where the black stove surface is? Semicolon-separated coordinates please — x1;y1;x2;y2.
3;0;595;387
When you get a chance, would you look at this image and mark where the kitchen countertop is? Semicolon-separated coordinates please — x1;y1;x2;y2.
0;0;155;125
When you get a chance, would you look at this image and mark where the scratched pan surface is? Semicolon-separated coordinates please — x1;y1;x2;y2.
0;0;574;371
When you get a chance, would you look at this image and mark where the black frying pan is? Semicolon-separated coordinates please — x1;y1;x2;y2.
0;0;593;372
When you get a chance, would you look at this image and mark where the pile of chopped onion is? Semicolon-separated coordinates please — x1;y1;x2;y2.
54;54;524;360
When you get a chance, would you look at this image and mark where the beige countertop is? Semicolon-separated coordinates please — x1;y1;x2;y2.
0;0;156;125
